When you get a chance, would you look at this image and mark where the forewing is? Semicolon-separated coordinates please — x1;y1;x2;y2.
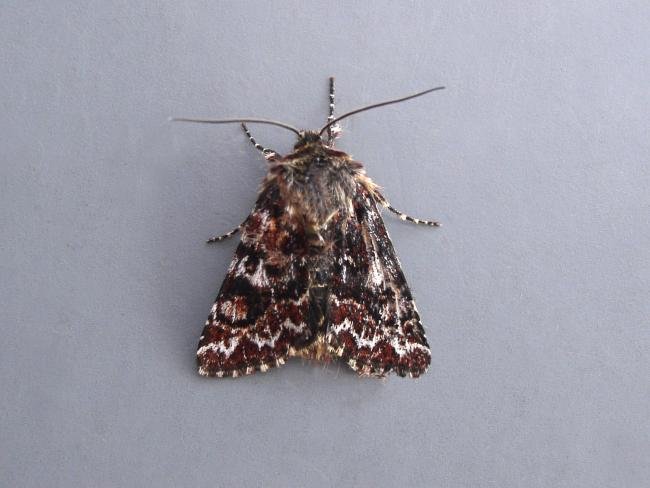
197;183;311;377
327;185;431;377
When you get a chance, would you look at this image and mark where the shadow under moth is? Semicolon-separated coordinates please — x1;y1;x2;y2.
173;78;445;378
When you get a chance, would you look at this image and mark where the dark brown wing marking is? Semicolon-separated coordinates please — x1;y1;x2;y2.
326;184;431;378
197;183;312;377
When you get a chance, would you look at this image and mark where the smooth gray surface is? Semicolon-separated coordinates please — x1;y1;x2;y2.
2;2;649;487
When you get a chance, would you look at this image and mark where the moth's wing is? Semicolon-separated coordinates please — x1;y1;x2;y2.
327;185;431;378
197;183;311;377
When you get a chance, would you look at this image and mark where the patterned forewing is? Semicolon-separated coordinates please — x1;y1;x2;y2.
327;185;431;377
197;183;311;377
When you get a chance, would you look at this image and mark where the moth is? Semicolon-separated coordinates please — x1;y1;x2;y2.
174;78;445;378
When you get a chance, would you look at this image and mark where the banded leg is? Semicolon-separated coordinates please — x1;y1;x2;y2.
385;203;440;227
241;123;278;160
207;224;243;243
326;76;341;146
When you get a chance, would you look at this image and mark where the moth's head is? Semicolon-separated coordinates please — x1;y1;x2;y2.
293;131;324;150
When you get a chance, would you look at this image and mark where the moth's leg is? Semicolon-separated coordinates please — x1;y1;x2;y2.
326;76;341;146
206;224;243;243
241;123;278;160
385;203;440;227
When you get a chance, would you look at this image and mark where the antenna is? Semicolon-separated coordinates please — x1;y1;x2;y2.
319;86;445;135
170;117;301;135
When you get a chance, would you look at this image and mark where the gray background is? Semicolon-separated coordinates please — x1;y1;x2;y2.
2;1;649;487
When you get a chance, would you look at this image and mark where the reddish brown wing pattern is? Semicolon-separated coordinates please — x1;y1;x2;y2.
197;183;312;377
326;184;431;378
